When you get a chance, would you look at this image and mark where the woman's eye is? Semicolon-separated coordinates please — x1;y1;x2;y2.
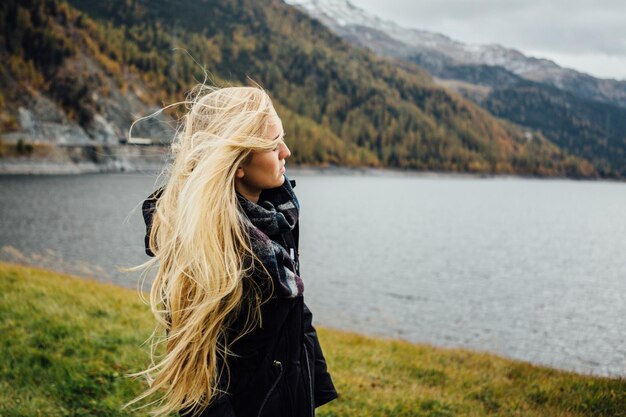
272;138;285;152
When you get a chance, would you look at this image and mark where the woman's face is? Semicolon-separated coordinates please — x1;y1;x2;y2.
235;107;291;202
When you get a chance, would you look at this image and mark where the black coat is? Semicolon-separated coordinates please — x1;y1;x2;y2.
142;178;338;417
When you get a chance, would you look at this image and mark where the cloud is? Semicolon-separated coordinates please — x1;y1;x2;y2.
525;50;626;80
432;10;626;56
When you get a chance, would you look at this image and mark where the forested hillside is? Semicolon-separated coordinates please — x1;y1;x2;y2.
481;82;626;177
410;58;626;178
0;0;597;176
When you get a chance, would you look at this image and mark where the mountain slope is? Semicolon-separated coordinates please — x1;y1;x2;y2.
0;0;596;176
287;0;625;177
288;0;626;108
482;82;626;176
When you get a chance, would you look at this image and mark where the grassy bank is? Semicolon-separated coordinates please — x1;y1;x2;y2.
0;262;624;417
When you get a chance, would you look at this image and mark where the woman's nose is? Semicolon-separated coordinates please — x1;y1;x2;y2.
280;143;291;159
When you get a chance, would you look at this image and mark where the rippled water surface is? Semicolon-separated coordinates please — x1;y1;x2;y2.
1;171;625;376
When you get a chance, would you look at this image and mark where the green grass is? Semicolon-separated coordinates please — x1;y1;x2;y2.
0;262;624;417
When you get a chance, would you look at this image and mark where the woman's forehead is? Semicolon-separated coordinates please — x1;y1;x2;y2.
265;111;284;138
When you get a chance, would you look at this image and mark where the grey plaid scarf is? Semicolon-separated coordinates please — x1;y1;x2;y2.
143;176;303;298
236;176;303;298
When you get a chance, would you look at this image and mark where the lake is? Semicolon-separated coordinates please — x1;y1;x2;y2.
1;169;624;377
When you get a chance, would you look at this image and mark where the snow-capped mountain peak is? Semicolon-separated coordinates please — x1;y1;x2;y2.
286;0;563;78
285;0;626;107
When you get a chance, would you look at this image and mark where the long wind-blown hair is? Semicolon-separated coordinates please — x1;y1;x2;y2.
125;85;282;416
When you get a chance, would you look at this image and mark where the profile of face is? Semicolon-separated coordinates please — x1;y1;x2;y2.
235;106;291;203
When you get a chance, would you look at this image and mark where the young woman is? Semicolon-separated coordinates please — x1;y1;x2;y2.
130;85;338;417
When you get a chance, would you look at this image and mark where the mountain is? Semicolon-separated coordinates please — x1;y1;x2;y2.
0;0;596;177
287;0;626;108
287;0;626;177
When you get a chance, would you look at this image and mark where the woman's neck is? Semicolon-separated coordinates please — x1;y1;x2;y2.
235;181;261;204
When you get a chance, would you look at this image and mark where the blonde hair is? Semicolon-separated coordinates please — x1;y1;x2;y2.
126;84;283;416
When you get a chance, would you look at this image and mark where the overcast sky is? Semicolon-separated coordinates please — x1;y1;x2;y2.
349;0;626;80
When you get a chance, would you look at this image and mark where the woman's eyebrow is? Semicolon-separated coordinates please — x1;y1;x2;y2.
273;132;286;140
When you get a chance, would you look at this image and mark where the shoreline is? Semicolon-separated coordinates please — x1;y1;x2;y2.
1;160;624;183
2;259;624;380
285;165;624;183
1;261;624;417
0;158;167;175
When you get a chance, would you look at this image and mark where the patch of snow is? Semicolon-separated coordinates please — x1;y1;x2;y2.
285;0;590;81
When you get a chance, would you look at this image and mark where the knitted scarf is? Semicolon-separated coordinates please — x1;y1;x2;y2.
142;176;304;298
236;176;303;298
